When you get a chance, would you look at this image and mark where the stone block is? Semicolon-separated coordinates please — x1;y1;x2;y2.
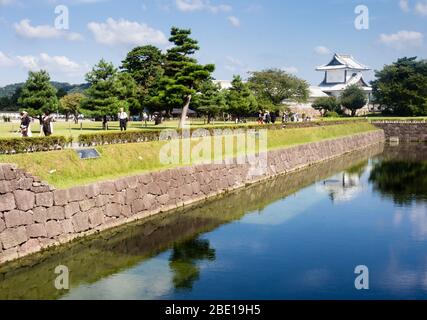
46;220;62;238
26;223;47;238
2;166;16;180
99;181;116;195
0;227;27;249
79;199;96;212
54;189;69;206
88;207;104;228
147;182;161;196
0;193;16;211
68;186;87;202
121;205;132;218
86;184;100;199
35;192;54;207
0;181;12;194
157;194;170;205
125;188;138;204
131;199;145;214
64;202;80;218
95;194;110;207
114;178;127;192
20;239;41;255
125;176;139;189
47;206;65;221
33;207;48;223
61;219;74;234
72;211;90;233
4;210;33;228
143;194;156;210
105;203;121;217
17;177;33;190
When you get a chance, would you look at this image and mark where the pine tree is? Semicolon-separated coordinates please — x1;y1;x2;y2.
161;27;215;128
225;76;258;121
18;70;58;116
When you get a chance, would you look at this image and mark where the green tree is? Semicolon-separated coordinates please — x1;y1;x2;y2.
161;27;215;128
121;45;164;114
18;70;58;116
248;69;309;112
339;85;367;117
59;93;84;123
82;59;121;129
115;72;140;115
225;75;258;121
312;96;340;116
371;57;427;116
193;80;226;124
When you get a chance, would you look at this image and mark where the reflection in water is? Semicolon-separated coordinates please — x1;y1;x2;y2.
0;143;383;300
170;238;215;291
370;160;427;205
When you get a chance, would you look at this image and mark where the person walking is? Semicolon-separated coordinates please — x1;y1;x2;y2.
42;111;54;136
118;108;129;131
20;111;32;137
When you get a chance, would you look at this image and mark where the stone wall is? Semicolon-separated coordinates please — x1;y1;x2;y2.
372;121;427;142
0;130;385;265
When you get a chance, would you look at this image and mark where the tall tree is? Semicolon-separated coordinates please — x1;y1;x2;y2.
18;70;58;116
371;57;427;116
161;27;215;128
193;80;226;124
115;72;140;115
248;69;309;112
121;45;164;114
340;84;367;117
82;59;120;128
225;76;258;121
60;93;84;123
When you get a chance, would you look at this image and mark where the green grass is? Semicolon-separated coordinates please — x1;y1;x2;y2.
0;122;379;189
0;120;264;139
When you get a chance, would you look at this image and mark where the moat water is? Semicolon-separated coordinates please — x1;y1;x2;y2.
2;143;427;300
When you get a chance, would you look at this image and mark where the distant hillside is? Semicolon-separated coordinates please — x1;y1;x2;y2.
0;82;89;98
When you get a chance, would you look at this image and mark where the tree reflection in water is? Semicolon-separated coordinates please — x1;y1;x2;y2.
370;161;427;205
169;238;215;291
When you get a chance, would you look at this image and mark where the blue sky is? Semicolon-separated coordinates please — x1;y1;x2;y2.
0;0;426;87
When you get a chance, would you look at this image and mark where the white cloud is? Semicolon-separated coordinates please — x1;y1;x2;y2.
379;30;424;49
400;0;410;12
415;1;427;15
14;19;83;41
175;0;232;13
314;46;331;55
227;16;240;27
87;18;167;46
8;53;86;77
282;66;299;74
0;51;15;67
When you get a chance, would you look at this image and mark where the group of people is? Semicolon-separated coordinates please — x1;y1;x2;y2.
19;111;54;138
258;111;278;125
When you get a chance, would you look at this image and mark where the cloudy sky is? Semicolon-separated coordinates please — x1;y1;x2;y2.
0;0;426;87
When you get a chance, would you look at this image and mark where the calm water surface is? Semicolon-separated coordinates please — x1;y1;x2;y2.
2;143;427;300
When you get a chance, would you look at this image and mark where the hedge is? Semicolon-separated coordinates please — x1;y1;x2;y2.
0;136;72;154
78;120;367;146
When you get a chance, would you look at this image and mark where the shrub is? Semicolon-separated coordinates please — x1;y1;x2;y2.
324;111;340;118
78;120;367;146
0;136;71;154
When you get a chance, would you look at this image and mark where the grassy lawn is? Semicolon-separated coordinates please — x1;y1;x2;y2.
0;120;263;139
0;122;379;189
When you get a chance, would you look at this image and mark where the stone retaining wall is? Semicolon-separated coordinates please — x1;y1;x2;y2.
372;121;427;142
0;130;385;265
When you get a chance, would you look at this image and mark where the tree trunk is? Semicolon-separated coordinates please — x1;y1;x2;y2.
179;95;192;129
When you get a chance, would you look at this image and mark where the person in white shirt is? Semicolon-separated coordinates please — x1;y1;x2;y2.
118;108;129;131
